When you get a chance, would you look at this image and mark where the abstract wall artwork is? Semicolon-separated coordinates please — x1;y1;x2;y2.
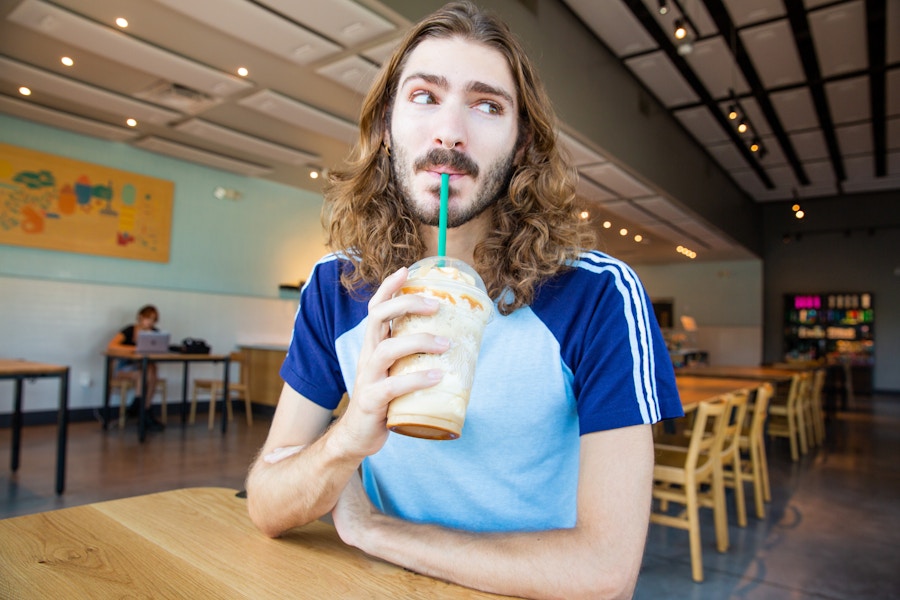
0;143;174;262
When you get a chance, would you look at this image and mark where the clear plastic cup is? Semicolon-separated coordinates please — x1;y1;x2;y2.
387;257;492;440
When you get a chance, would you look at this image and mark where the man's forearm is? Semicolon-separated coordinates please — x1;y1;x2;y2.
354;512;641;600
246;423;364;538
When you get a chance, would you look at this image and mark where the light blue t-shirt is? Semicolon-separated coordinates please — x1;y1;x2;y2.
281;251;682;533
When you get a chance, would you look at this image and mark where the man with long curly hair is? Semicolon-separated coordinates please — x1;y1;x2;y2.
247;3;682;598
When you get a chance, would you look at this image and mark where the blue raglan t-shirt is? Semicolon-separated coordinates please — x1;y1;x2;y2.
280;250;682;533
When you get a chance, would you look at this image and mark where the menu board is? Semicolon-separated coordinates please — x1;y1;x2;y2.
0;142;174;262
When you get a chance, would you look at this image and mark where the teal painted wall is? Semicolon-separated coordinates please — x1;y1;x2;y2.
0;115;328;298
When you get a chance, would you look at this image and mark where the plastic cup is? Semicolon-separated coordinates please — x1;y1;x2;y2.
387;257;492;440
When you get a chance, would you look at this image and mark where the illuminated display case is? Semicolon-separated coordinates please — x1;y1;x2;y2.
784;292;874;394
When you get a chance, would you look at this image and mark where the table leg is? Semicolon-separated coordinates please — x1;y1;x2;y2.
102;355;113;429
11;378;23;472
138;356;149;442
220;357;231;435
56;368;69;494
181;362;190;424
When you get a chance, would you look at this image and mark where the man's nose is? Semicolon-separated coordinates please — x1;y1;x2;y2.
433;105;467;150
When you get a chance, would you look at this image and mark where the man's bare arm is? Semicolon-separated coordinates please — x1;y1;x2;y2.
332;424;654;600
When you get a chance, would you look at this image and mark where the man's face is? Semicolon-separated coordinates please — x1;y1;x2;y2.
387;37;521;228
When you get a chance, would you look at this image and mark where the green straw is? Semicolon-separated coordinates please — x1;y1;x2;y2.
438;173;449;257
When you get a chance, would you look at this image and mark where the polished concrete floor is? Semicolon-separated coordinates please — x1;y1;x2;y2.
2;396;899;599
637;393;900;600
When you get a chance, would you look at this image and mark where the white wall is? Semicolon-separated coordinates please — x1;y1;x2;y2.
1;275;298;413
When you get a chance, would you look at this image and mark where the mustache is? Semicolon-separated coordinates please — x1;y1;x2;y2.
413;148;479;178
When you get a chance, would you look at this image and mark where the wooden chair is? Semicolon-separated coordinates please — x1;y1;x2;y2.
717;389;750;527
809;368;827;446
189;351;252;429
651;395;731;583
732;383;773;519
109;376;169;428
767;373;809;461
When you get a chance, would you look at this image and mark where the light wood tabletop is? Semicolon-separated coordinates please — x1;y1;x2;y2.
676;376;758;407
676;365;797;383
0;487;512;599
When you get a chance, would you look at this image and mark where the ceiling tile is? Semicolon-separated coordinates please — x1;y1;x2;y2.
740;20;805;89
153;0;342;66
889;1;900;65
133;136;272;177
673;106;729;145
684;36;751;98
238;89;358;144
723;0;786;27
825;76;870;125
796;160;837;197
624;51;699;107
789;129;830;161
757;134;788;166
706;141;752;171
0;94;140;142
597;199;658;224
642;222;685;244
575;175;618;202
842;154;900;192
580;163;654;198
730;168;770;199
632;196;694;222
888;69;900;117
888;117;900;150
316;55;380;96
174;119;319;165
256;0;396;48
564;0;657;56
835;123;873;157
770;87;821;131
362;38;401;65
9;0;252;98
560;131;608;167
808;0;867;78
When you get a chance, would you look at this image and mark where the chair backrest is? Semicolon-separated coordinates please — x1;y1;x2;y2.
686;396;731;478
774;373;803;410
229;350;249;386
720;390;749;459
747;383;773;440
811;368;825;404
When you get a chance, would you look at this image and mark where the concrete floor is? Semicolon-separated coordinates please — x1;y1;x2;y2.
636;393;900;599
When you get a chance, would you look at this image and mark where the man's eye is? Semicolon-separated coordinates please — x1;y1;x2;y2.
475;101;502;115
411;90;436;104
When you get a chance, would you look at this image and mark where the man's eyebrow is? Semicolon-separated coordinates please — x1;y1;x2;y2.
400;72;515;108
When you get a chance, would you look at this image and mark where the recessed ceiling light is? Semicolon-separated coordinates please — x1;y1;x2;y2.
115;17;128;28
603;221;612;229
18;86;32;96
61;56;74;67
126;118;137;127
579;210;590;220
237;67;249;77
795;210;805;219
634;234;643;242
309;170;319;179
619;228;628;236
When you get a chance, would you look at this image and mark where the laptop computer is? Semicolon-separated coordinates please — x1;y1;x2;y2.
135;331;171;354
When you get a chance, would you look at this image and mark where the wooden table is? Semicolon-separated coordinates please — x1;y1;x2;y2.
676;365;796;383
0;358;69;494
0;487;510;599
103;352;230;442
676;376;758;408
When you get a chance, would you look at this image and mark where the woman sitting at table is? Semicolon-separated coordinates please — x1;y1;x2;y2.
107;304;165;431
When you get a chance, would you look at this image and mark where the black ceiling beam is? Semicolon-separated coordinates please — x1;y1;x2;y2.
702;0;809;187
784;0;847;182
866;0;887;177
620;0;774;189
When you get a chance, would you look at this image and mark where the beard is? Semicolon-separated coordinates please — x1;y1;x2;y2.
391;145;517;228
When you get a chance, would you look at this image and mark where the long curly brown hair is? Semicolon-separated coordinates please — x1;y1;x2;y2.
322;1;593;315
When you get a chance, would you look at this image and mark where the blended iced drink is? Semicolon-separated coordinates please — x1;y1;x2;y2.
387;257;492;440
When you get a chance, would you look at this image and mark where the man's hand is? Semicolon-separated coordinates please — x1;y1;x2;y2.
333;267;449;459
331;472;378;549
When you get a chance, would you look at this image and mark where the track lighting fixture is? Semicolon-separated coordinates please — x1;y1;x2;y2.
725;89;766;161
674;18;687;40
658;0;668;15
